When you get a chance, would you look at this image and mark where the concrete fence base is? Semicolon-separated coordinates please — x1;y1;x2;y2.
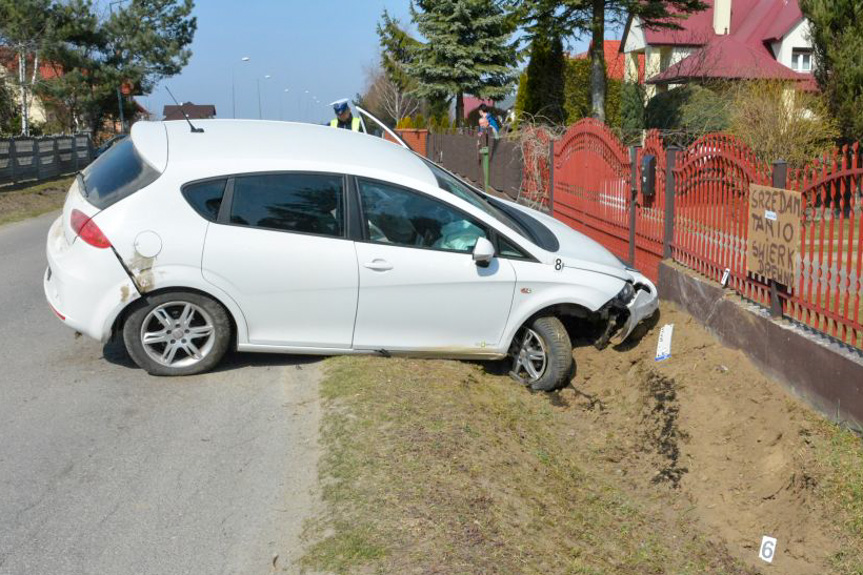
657;260;863;428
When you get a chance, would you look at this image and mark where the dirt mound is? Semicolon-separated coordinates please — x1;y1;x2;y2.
555;303;849;575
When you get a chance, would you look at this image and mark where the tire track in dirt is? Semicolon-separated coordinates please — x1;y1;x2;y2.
554;303;849;574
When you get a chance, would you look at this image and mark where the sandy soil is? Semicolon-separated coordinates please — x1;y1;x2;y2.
555;303;850;574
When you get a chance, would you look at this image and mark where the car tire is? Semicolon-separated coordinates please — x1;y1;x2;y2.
123;291;232;376
509;315;573;392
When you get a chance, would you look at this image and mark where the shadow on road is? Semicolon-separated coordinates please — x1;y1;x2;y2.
102;338;324;374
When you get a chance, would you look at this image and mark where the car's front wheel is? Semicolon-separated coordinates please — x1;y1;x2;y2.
509;316;573;391
123;291;232;376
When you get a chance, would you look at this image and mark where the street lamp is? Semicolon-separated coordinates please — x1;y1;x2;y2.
257;74;271;119
232;56;250;119
280;88;290;121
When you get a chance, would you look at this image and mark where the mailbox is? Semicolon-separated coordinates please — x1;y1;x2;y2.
641;154;656;197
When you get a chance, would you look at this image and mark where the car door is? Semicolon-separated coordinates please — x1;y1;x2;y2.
202;172;358;348
352;178;516;353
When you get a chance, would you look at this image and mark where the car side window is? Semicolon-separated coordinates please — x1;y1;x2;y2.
230;173;344;238
182;179;227;222
358;179;487;253
498;236;531;260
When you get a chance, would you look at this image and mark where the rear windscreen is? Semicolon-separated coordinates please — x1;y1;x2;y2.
82;137;160;209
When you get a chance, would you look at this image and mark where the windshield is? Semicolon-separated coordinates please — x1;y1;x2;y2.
421;158;529;239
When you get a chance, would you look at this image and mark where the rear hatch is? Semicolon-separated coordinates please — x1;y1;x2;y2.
61;123;168;246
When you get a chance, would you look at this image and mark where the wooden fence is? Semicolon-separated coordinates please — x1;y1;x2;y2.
544;119;863;350
0;135;94;188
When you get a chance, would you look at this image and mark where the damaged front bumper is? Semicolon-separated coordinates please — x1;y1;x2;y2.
597;271;659;347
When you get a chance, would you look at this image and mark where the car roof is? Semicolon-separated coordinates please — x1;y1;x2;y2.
132;119;437;187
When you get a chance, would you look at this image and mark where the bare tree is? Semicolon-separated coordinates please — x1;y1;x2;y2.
363;65;419;126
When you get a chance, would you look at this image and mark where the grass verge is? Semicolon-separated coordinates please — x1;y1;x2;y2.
0;177;73;226
301;355;756;575
810;418;863;574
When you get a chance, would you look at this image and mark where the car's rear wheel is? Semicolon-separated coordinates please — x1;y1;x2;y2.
509;316;573;391
123;291;231;376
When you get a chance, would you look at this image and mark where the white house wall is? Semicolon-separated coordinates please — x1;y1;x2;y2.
0;67;48;125
774;19;814;70
624;17;647;53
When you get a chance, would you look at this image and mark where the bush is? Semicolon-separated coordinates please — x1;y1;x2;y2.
513;70;528;126
645;86;691;130
605;78;623;129
429;114;451;133
562;58;621;126
679;84;731;134
729;80;838;167
563;58;591;123
643;84;730;145
619;82;645;144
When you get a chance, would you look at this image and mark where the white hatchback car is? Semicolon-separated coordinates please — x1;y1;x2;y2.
44;119;657;390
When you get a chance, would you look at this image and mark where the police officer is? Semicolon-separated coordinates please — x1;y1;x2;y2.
329;99;364;132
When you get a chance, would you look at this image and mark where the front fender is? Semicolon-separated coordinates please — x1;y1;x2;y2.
497;266;626;352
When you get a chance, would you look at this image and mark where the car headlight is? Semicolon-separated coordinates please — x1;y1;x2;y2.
614;282;635;305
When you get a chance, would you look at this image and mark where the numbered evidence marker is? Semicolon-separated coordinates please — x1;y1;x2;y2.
759;536;778;563
655;324;674;361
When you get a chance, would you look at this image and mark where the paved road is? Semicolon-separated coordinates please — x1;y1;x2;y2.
0;213;322;575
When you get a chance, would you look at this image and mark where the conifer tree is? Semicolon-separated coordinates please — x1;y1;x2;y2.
522;28;565;124
799;0;863;140
409;0;519;126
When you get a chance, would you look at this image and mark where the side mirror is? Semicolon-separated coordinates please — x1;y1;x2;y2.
472;237;495;267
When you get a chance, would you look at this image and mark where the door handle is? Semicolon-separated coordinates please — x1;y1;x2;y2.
363;259;393;271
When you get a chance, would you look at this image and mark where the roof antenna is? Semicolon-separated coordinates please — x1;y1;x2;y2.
164;86;204;133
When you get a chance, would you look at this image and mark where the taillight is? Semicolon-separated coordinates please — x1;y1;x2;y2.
70;209;112;249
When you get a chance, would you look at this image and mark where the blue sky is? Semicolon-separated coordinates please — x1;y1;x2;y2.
142;0;414;123
141;0;593;124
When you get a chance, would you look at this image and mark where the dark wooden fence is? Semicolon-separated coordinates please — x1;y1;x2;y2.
0;135;94;188
396;129;524;201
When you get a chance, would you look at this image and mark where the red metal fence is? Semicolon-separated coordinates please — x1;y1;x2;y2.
547;119;863;350
553;119;631;262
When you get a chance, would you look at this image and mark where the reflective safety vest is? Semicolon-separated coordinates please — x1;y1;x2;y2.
330;117;362;131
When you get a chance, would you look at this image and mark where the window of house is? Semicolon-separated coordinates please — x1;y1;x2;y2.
358;179;487;253
229;173;344;237
792;49;813;72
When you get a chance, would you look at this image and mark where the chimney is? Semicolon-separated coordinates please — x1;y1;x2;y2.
713;0;732;35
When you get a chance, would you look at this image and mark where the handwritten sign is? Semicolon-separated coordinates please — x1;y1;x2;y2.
747;184;801;286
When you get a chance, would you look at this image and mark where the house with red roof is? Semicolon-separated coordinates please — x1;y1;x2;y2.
574;40;645;82
620;0;815;99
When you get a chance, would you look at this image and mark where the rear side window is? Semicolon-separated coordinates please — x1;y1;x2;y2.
82;138;161;209
182;179;226;222
230;173;344;238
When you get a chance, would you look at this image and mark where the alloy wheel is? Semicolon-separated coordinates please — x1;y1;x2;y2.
511;327;548;383
140;301;216;368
